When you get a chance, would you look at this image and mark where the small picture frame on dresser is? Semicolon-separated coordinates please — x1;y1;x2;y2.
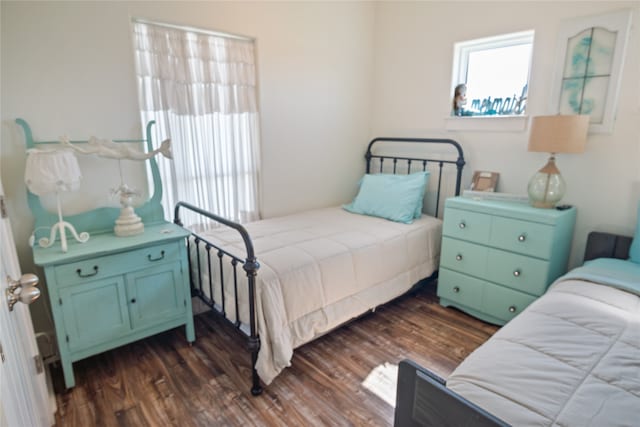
470;171;499;192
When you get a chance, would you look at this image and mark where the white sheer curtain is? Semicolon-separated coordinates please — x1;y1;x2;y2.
132;21;261;227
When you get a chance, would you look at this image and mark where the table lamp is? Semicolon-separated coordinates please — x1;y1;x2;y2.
527;115;589;209
25;148;90;252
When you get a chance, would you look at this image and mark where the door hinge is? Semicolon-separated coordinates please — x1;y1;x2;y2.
58;298;63;305
33;354;44;374
0;195;7;219
0;341;5;363
65;335;69;343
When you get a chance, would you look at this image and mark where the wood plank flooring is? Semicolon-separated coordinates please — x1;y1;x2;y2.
52;284;498;426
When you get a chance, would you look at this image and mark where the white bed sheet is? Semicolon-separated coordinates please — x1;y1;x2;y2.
191;207;442;384
447;278;640;426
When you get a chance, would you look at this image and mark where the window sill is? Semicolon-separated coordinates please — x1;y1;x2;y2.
445;115;529;132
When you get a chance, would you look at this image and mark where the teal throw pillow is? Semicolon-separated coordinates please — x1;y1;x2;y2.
629;201;640;263
343;172;429;224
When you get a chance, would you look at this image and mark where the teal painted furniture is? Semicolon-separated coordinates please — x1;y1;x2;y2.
437;196;576;325
18;119;195;388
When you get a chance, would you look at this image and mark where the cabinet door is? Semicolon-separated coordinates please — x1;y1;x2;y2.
126;262;186;330
59;276;131;352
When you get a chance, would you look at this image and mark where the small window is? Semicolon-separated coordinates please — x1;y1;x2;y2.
451;30;534;117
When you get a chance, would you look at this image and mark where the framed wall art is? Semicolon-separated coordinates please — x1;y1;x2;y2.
549;9;632;134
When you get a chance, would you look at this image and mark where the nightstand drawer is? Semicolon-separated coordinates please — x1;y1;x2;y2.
489;217;553;259
483;282;537;323
54;241;181;286
438;269;484;307
443;208;491;244
441;238;488;278
487;249;550;295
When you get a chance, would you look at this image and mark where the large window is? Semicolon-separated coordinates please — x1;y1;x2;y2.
451;30;534;117
132;20;261;227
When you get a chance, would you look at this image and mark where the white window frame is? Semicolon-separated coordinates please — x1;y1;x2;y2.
446;30;534;131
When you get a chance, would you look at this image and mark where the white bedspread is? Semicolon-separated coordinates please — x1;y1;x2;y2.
447;278;640;426
193;207;442;384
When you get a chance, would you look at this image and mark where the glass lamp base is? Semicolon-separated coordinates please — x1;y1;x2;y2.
527;156;566;209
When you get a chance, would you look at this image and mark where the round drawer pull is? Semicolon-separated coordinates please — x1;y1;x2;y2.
518;234;526;242
453;286;460;293
455;254;463;261
459;222;466;229
508;305;517;313
130;298;137;304
513;269;521;277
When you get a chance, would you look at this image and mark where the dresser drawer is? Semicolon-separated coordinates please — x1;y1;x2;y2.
487;249;550;296
483;282;537;323
489;217;554;259
437;269;484;308
443;208;491;244
441;238;488;278
54;241;182;287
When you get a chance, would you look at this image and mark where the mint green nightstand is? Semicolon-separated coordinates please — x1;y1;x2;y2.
437;196;576;325
19;119;195;388
34;223;195;388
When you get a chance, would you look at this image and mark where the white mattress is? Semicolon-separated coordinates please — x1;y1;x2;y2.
192;207;442;384
447;278;640;426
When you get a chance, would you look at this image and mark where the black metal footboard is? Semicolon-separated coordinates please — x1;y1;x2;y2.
173;201;263;396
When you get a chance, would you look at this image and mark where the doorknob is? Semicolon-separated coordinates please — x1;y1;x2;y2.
6;273;40;312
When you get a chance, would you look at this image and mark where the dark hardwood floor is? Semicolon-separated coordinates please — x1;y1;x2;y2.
52;283;498;426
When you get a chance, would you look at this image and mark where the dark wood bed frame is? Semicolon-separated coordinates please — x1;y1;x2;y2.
173;137;465;395
394;231;634;427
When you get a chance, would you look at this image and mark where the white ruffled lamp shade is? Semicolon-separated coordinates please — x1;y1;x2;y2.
25;149;89;252
25;149;82;195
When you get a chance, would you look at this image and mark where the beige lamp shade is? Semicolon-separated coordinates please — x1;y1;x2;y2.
528;115;589;154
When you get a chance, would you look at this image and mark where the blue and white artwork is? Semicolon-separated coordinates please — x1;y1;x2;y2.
559;27;617;124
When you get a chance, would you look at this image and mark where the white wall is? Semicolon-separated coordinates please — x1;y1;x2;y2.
371;1;640;269
0;1;375;332
2;0;639;336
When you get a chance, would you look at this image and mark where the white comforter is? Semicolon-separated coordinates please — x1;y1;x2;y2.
447;277;640;426
194;207;442;384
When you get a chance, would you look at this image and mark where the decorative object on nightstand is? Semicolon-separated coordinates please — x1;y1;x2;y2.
527;114;588;209
24;148;90;252
470;171;499;192
437;197;576;325
60;134;172;237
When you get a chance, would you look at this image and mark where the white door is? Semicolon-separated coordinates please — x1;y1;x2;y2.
0;180;54;427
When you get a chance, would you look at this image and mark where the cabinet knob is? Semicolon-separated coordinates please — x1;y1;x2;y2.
458;222;466;229
508;305;517;313
453;286;460;293
518;234;526;242
131;298;136;304
455;254;463;261
513;269;521;277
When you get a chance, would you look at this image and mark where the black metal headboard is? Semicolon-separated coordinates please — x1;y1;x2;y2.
365;137;466;217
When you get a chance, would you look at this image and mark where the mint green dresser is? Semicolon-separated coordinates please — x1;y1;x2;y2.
437;197;576;325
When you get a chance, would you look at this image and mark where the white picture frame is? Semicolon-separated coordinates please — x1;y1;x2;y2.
549;9;632;134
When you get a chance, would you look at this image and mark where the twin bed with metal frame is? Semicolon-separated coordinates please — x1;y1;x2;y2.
174;137;465;395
